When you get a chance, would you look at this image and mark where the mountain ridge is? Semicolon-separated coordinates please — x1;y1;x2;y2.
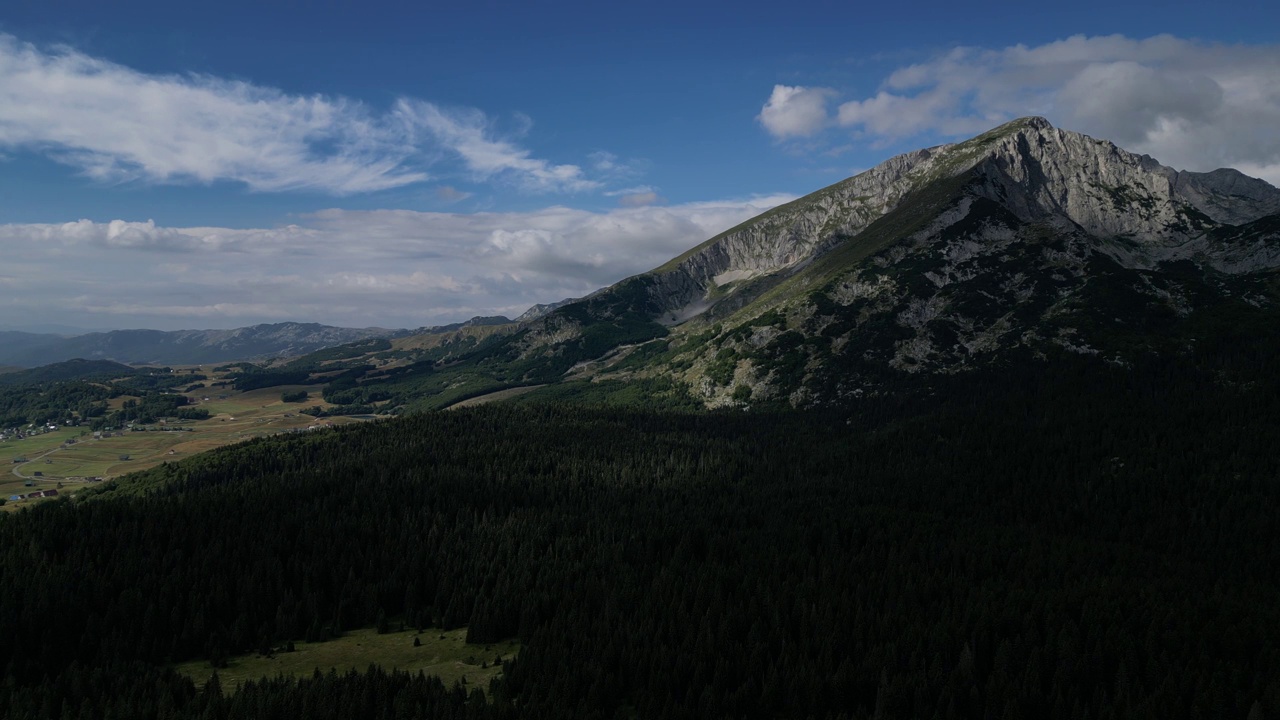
243;117;1280;412
0;322;413;368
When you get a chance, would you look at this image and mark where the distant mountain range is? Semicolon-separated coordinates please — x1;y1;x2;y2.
269;117;1280;411
0;323;412;367
0;323;101;336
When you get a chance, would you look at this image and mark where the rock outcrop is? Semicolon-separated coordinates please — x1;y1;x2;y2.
972;117;1280;245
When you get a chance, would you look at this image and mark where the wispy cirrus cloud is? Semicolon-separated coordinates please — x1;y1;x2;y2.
0;33;607;195
393;101;596;193
760;35;1280;185
617;191;661;207
0;194;793;330
603;185;663;207
435;186;473;203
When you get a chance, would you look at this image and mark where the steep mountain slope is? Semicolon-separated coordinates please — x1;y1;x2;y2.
0;322;411;367
569;117;1280;406
282;118;1280;411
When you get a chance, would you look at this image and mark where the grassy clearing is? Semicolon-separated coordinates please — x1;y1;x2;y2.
3;428;83;502
174;627;518;692
197;385;320;416
3;428;80;461
27;434;176;477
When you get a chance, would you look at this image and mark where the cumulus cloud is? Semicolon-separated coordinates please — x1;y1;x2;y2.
2;219;331;257
0;195;792;331
758;85;836;139
772;35;1280;185
0;33;608;195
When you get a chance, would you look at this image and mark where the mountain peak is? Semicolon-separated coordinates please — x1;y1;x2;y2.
967;119;1280;239
991;115;1054;134
320;117;1280;411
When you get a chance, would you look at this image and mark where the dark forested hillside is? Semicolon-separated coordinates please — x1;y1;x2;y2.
0;363;204;429
1;351;1278;719
0;359;137;387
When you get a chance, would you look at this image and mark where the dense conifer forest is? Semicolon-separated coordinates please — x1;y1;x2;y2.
1;350;1278;718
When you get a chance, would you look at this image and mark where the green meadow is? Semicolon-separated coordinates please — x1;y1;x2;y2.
175;627;518;692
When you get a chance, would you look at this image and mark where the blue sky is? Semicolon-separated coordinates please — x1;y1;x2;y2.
1;0;1278;331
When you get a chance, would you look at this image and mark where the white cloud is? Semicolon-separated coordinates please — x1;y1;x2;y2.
435;186;472;203
758;85;836;139
1;218;319;253
394;100;597;193
775;35;1280;185
603;185;655;196
0;33;608;195
590;151;621;172
0;195;793;331
604;186;663;207
618;191;661;207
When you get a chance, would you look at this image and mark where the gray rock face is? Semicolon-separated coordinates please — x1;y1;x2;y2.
645;144;966;314
1173;168;1280;225
646;117;1280;320
972;119;1280;244
516;298;579;322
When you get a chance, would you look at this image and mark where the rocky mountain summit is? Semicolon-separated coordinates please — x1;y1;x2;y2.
643;117;1280;320
470;117;1277;406
286;118;1280;411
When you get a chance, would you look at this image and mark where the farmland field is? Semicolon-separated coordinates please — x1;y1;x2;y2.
2;377;372;510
